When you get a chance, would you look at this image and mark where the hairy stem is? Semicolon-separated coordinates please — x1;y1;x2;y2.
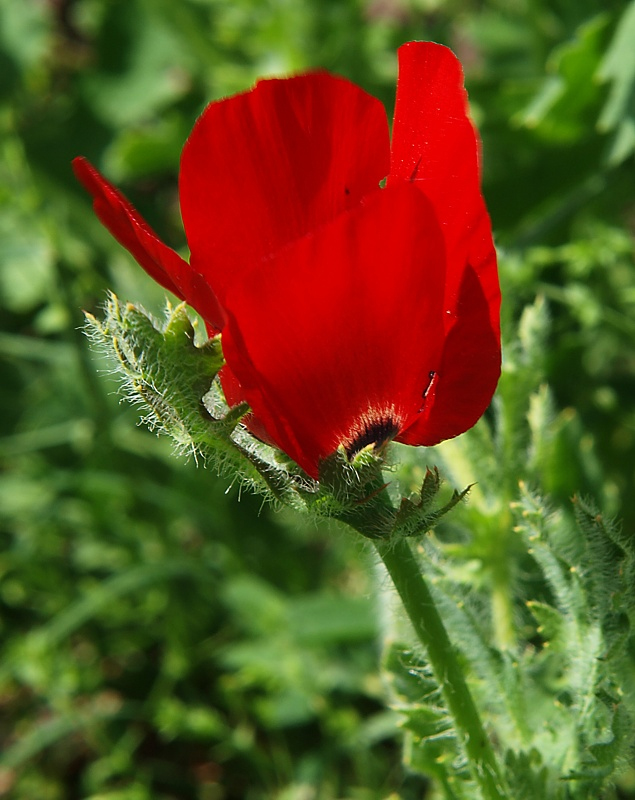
374;536;508;800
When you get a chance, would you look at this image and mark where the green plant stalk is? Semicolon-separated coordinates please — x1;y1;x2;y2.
374;536;508;800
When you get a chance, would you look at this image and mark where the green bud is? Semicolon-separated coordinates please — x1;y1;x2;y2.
85;293;296;498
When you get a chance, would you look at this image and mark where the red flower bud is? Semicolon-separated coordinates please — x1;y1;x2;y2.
73;41;500;479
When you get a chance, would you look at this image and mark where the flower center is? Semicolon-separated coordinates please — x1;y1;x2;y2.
343;415;401;461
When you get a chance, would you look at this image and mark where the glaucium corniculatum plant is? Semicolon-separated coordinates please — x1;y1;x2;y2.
75;41;500;483
77;40;635;800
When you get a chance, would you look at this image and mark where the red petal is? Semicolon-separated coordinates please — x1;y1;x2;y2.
396;266;500;446
72;157;225;330
179;72;390;304
388;42;500;338
221;184;447;478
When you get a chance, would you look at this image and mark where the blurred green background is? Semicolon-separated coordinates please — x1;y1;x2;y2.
1;0;634;798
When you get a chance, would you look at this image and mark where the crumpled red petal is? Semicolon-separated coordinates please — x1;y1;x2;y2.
72;157;225;330
386;41;501;447
179;71;391;305
388;42;500;338
221;184;447;478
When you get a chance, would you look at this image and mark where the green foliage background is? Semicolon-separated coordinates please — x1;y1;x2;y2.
1;0;634;798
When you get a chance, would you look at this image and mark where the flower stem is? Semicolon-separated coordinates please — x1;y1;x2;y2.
374;536;508;800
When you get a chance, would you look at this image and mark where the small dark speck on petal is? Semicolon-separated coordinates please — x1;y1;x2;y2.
423;371;436;399
409;158;422;182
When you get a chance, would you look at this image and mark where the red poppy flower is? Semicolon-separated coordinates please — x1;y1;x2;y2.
73;41;500;480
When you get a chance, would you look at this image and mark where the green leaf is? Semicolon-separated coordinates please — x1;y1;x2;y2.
287;593;377;645
597;0;635;163
519;14;609;144
393;467;472;538
526;600;565;645
503;750;551;800
79;0;195;126
0;0;51;73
